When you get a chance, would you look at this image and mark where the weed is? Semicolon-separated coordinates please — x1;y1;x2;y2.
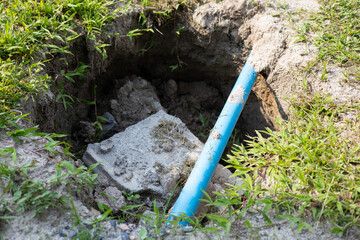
0;59;50;113
228;128;242;146
204;212;232;237
137;198;173;238
52;63;90;111
51;161;100;191
300;59;317;73
68;192;107;239
199;113;210;140
122;190;141;201
127;28;155;40
277;1;288;10
12;179;66;218
169;56;185;71
320;61;329;81
6;126;42;144
60;63;89;83
0;146;67;218
292;34;307;44
292;0;360;83
71;224;103;240
92;115;107;132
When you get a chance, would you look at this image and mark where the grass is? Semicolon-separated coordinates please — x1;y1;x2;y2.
309;0;360;66
290;0;360;82
0;0;120;114
216;93;360;235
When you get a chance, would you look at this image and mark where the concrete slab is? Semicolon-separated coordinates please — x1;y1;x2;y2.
83;110;203;202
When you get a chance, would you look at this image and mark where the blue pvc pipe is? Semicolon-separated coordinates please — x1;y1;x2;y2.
169;54;257;226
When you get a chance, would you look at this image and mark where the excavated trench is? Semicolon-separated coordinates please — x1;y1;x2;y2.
24;7;281;157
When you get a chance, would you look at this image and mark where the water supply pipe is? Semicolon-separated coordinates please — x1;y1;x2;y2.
169;54;257;226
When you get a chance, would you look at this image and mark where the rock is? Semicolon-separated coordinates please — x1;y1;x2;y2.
94;186;126;214
110;76;165;131
118;224;130;231
58;229;67;237
121;231;130;240
99;139;114;154
83;110;236;207
108;233;118;238
83;110;202;204
160;168;180;194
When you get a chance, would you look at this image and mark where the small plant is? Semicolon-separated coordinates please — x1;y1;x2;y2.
51;161;101;191
0;146;67;218
300;59;317;73
228;128;241;146
199;113;210;141
320;61;329;81
277;1;288;9
127;28;155;40
6;126;42;144
169;56;185;72
60;63;89;84
68;193;108;239
137;200;194;239
92;115;108;132
53;63;90;111
121;190;140;202
12;179;66;218
292;34;307;44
